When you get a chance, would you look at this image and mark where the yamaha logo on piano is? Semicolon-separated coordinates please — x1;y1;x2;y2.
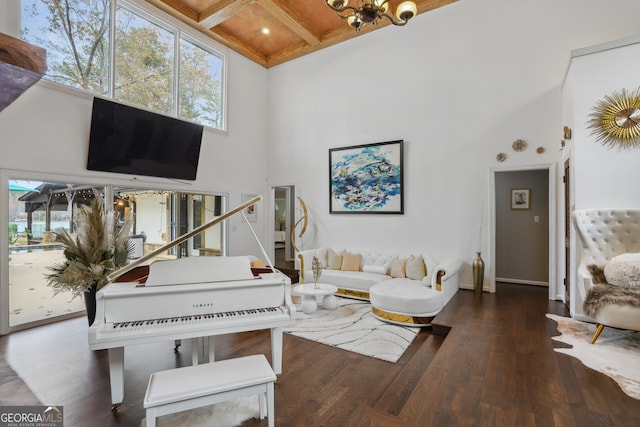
193;302;214;308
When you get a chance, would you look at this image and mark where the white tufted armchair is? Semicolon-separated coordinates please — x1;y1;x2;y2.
572;209;640;343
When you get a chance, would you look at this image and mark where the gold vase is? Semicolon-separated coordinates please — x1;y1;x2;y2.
473;252;484;295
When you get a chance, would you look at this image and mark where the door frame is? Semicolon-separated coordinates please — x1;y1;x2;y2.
271;184;296;268
489;163;557;299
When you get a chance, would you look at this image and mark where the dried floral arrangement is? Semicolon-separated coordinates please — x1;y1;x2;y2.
46;199;133;299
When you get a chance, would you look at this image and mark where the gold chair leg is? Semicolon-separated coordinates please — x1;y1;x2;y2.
590;324;605;344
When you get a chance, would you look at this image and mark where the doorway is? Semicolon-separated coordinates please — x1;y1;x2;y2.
492;165;557;298
273;185;295;270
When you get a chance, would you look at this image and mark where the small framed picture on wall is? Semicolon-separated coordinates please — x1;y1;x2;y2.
511;188;530;210
241;194;258;221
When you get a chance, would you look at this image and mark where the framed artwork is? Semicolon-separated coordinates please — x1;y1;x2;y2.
241;194;258;221
511;188;530;210
329;140;404;214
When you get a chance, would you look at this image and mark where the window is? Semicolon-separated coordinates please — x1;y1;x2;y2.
21;0;111;94
20;0;225;131
179;36;224;129
115;5;175;115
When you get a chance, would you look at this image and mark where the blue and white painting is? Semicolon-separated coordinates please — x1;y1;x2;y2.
330;140;403;213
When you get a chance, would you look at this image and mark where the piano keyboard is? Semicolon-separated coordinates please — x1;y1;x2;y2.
101;306;289;335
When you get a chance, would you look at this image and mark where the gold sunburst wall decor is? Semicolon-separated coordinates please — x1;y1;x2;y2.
588;87;640;149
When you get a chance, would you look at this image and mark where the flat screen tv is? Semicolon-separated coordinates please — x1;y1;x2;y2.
87;97;203;181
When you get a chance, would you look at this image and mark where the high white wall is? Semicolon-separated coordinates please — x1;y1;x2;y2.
562;37;640;316
0;2;270;259
266;0;640;293
3;0;640;296
568;40;640;209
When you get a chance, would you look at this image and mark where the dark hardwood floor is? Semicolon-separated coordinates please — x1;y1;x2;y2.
1;283;639;426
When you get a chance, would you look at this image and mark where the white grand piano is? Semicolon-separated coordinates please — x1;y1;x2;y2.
88;196;296;412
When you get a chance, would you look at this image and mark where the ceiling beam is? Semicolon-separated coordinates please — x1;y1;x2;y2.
198;0;257;29
153;0;199;21
257;0;321;47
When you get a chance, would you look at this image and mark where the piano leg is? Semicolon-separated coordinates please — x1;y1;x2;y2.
271;327;283;375
191;338;199;365
208;336;215;362
108;347;125;412
189;337;216;365
174;339;181;352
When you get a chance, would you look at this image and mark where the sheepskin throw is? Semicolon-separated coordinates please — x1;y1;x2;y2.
604;253;640;288
587;264;608;284
583;283;640;317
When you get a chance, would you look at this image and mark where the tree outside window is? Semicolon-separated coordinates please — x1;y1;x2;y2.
20;0;225;130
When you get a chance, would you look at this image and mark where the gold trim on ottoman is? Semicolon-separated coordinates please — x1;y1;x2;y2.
336;288;370;300
371;307;433;327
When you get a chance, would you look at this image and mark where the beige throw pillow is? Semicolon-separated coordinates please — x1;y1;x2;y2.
327;248;343;270
406;255;427;280
390;257;407;278
340;252;361;272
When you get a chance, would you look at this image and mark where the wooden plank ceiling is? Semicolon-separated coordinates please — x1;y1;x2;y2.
148;0;458;68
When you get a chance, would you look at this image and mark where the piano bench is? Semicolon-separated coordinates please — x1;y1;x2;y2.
143;354;276;427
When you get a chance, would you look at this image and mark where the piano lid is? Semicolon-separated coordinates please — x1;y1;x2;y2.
107;195;266;283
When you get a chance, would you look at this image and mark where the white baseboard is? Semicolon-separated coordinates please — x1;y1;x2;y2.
496;277;548;287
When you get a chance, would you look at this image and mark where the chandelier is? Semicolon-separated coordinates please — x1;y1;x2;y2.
326;0;418;31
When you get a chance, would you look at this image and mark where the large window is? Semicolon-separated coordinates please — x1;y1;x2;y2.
20;0;225;130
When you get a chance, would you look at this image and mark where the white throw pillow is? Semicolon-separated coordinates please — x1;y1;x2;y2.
327;248;343;270
405;255;427;280
389;257;407;278
362;253;392;274
363;264;388;275
313;247;329;268
604;253;640;288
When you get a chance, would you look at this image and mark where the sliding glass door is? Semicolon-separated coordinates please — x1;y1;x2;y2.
3;173;227;334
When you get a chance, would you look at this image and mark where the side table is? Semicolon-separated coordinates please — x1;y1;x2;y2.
292;283;338;314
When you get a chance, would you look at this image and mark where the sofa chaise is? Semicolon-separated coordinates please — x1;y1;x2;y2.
297;247;463;327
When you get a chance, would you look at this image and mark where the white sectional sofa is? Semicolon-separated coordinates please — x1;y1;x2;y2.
296;247;463;327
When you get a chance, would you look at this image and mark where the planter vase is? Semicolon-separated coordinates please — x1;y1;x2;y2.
473;252;484;295
84;284;98;326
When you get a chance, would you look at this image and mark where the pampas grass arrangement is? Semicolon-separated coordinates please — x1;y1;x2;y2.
46;199;133;299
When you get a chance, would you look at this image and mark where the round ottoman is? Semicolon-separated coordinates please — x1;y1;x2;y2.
369;279;443;327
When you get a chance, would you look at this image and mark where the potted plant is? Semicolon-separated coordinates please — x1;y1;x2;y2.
45;199;133;325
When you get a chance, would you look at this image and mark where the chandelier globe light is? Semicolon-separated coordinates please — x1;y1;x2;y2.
326;0;418;31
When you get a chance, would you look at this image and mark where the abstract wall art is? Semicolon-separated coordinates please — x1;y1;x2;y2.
329;140;404;214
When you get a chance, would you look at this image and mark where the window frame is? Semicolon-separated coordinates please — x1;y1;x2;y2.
17;0;228;133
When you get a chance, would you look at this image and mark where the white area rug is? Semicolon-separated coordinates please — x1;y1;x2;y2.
140;395;259;427
546;313;640;399
285;297;419;363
